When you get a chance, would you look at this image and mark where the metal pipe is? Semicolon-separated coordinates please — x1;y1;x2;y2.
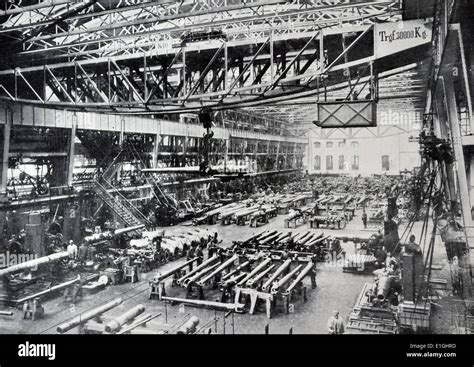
176;316;200;334
0;252;69;277
105;304;146;333
162;296;245;313
16;276;81;304
182;263;220;287
262;259;292;292
246;264;275;288
221;261;250;281
271;265;302;294
57;298;123;334
151;257;197;284
237;257;272;286
176;255;219;285
197;255;239;286
285;261;314;293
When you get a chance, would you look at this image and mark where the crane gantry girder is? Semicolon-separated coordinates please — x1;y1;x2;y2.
0;0;424;121
0;24;403;113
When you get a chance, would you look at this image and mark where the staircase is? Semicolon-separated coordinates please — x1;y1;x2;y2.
93;179;150;231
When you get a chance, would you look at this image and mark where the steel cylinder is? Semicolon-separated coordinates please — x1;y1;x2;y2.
376;276;393;300
176;316;200;334
57;298;123;334
105;304;146;333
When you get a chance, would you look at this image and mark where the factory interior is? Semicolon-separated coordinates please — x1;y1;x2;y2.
0;0;473;337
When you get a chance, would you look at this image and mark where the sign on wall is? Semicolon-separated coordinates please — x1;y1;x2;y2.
374;19;432;58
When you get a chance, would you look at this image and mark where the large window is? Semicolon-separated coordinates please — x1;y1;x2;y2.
326;141;333;148
351;141;359;148
382;155;390;171
314;142;321;148
326;155;333;170
314;155;321;170
338;155;345;170
352;155;359;170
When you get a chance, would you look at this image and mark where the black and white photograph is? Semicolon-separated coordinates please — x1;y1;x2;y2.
0;0;472;363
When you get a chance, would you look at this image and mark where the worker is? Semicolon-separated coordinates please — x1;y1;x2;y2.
78;243;88;264
365;288;376;304
67;240;78;260
195;245;204;266
327;310;345;334
404;234;422;255
385;252;397;268
374;246;387;268
361;210;368;228
186;245;195;271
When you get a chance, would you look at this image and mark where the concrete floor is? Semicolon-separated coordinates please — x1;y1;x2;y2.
0;209;462;334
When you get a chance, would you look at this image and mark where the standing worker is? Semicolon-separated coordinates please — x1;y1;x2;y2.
362;209;368;229
186;245;196;271
327;310;346;334
67;240;78;260
195;245;204;266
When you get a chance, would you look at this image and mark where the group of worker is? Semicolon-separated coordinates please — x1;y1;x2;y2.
66;240;96;265
185;232;221;271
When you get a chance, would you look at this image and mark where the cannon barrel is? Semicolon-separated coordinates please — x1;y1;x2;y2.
162;296;245;313
0;251;69;277
114;224;146;235
182;263;220;287
243;231;267;244
117;313;161;334
16;276;81;304
262;259;292;292
197;255;239;286
275;232;291;242
271;264;302;294
246;264;275;288
285;261;314;293
84;225;145;244
220;273;247;288
237;257;272;286
57;298;123;333
260;232;281;245
176;255;219;285
221;261;250;281
257;230;278;241
376;276;392;300
151;257;198;284
176;316;200;334
296;232;314;245
295;231;311;243
105;304;146;333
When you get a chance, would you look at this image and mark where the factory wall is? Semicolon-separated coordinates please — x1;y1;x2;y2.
308;129;420;176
